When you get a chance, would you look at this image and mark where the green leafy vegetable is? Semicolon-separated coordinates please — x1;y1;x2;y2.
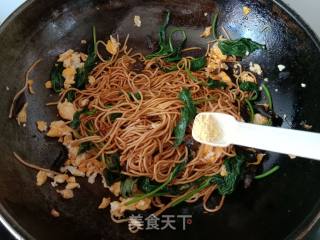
190;56;206;71
218;38;265;58
261;83;273;111
50;27;97;93
174;89;197;146
138;177;166;193
85;121;95;135
78;141;94;155
159;11;171;48
146;11;187;63
129;92;142;101
211;155;245;195
105;153;121;172
121;178;136;198
110;113;122;123
146;11;171;59
137;177;193;197
245;99;255;123
75;26;97;89
165;29;187;62
66;90;76;102
86;108;97;116
171;178;210;207
103;153;122;185
174;108;190;146
179;88;197;118
240;82;259;101
70;108;97;129
185;67;200;83
70;111;82;129
166;155;245;205
171;183;194;194
126;160;186;206
211;13;218;40
50;62;64;93
207;79;228;89
254;165;280;180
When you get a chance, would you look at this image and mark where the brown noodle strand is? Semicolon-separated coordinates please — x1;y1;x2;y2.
13;152;60;175
9;59;42;118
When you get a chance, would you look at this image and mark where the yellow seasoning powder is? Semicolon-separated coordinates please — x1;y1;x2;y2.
193;114;221;142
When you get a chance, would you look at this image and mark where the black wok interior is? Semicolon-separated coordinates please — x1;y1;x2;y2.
0;0;320;239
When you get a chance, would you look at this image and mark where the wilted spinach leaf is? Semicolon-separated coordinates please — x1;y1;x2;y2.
261;83;273;111
126;160;186;205
146;11;187;63
171;155;244;206
110;113;122;123
75;26;97;89
121;178;137;198
146;11;171;59
66;90;76;102
218;38;265;58
240;82;259;101
190;56;206;71
174;88;197;146
70;107;97;129
211;13;218;40
105;153;121;172
138;177;164;193
78;141;94;155
129;92;142;101
50;62;64;93
138;177;192;196
207;79;228;89
211;155;245;195
70;111;82;129
103;153;122;185
164;29;187;63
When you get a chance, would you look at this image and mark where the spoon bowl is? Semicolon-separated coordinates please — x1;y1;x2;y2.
192;112;320;160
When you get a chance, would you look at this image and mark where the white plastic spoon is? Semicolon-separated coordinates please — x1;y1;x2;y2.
192;112;320;160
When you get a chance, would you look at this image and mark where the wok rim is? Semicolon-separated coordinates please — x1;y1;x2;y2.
0;0;319;239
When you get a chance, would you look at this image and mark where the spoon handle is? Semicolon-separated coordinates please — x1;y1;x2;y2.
233;122;320;160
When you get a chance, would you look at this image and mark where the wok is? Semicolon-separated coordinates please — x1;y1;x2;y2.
0;0;320;239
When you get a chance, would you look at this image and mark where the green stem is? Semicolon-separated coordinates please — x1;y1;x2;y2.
126;178;171;206
261;83;273;111
185;67;199;83
211;13;219;40
126;160;186;205
168;29;187;52
254;165;280;180
171;179;211;207
159;11;171;46
245;99;255;123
